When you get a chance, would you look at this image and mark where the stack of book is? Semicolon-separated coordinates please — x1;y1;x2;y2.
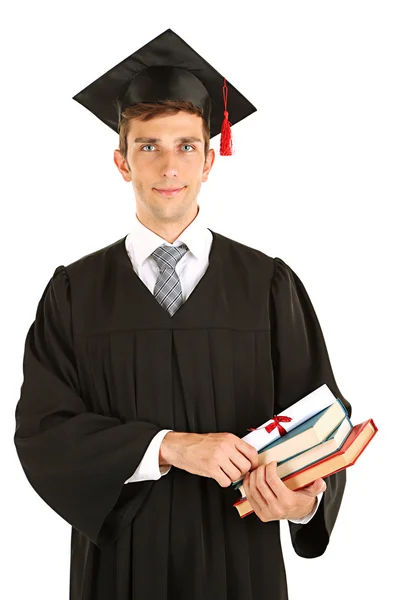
233;384;377;518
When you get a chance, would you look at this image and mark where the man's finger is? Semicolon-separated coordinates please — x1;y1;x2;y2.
300;478;327;495
264;461;292;500
311;478;326;492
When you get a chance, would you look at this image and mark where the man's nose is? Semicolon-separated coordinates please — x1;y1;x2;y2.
160;150;180;178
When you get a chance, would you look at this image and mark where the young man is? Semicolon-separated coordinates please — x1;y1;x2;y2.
14;29;351;600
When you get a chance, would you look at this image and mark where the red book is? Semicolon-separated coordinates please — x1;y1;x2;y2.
233;418;377;518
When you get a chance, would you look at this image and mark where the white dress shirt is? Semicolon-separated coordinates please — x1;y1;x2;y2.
123;206;323;524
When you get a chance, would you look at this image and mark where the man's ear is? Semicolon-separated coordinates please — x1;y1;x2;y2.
114;149;132;182
202;148;215;182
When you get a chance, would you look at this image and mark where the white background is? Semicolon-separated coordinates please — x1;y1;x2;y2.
2;1;395;598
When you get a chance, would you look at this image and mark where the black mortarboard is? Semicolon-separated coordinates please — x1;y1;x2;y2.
72;28;257;155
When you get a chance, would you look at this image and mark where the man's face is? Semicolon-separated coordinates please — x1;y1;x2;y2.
114;111;215;223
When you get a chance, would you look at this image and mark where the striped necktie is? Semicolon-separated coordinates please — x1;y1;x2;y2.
151;243;189;316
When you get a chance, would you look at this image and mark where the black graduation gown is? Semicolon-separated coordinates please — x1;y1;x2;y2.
14;230;352;600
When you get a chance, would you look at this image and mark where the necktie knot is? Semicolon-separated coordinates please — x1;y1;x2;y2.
151;243;189;272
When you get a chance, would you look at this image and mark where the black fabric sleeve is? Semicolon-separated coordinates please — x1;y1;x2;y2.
14;266;163;548
270;257;352;558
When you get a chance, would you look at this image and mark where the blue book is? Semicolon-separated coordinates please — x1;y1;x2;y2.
235;415;353;493
232;398;348;487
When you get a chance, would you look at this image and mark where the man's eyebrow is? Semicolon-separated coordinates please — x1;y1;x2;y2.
133;136;203;144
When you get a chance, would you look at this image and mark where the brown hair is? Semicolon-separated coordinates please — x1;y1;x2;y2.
118;100;210;159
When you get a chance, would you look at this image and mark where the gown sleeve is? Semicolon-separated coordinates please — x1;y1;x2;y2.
14;266;164;548
270;257;352;558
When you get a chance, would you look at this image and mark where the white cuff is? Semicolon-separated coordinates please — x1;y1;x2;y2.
288;491;324;524
124;429;173;484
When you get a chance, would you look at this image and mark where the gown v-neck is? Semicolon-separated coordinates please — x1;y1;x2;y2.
117;228;222;328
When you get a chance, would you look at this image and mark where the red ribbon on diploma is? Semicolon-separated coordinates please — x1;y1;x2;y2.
247;415;292;436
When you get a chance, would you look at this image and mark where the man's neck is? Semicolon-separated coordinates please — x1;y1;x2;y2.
136;206;199;244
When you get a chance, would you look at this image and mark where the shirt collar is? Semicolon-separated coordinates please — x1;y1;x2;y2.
127;205;209;268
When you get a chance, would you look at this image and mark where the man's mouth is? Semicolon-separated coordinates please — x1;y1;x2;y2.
153;186;186;197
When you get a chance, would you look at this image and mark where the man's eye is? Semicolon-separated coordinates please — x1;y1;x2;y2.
141;145;156;151
181;145;194;152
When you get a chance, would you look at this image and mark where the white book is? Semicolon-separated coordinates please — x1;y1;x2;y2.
242;383;338;452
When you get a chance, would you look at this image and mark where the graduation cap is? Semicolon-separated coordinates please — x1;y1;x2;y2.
72;28;257;155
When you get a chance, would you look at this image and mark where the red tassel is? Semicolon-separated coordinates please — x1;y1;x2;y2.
220;78;233;155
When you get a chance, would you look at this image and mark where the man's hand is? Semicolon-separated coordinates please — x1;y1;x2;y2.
242;461;326;522
159;431;259;488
